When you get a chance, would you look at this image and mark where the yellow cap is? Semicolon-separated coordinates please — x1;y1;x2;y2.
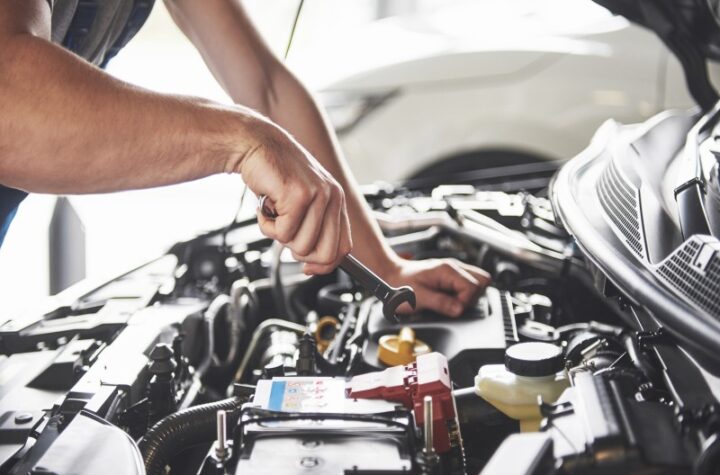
377;326;431;366
315;316;339;353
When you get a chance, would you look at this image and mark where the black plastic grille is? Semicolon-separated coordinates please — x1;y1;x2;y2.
656;238;720;317
597;159;644;257
500;292;519;345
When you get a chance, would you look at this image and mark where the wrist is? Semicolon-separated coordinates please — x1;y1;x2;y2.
217;110;280;176
373;248;406;283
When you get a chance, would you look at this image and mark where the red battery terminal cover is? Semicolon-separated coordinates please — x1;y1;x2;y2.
348;352;456;454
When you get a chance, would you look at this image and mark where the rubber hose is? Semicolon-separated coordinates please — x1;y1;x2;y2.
139;397;242;475
218;292;245;370
623;335;660;382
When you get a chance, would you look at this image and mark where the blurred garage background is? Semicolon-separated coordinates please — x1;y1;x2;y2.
0;0;703;316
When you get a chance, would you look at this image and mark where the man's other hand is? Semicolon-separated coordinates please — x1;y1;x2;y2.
384;258;491;317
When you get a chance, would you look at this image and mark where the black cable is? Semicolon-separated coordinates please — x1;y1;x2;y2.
284;0;305;59
139;397;244;475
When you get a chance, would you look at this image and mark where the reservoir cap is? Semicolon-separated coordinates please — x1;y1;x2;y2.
505;342;564;377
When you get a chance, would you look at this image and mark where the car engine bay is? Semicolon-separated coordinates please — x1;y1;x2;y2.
4;1;720;473
2;163;719;474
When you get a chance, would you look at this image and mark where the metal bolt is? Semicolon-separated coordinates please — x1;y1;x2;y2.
300;456;320;468
423;396;435;455
215;410;228;460
14;413;32;424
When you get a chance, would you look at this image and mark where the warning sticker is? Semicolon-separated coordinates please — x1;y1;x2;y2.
258;377;347;413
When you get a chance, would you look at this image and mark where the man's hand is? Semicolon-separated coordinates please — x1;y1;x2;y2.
239;126;352;274
165;0;487;303
383;258;491;318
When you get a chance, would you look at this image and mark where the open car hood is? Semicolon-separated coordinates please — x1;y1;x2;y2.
550;103;720;369
545;1;720;371
594;0;720;109
595;0;720;59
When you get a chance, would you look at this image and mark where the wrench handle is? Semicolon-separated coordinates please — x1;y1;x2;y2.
340;254;393;300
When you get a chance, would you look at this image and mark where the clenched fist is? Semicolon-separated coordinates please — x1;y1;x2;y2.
240;125;352;274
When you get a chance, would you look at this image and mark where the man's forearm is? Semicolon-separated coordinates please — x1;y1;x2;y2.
0;0;354;272
0;34;269;194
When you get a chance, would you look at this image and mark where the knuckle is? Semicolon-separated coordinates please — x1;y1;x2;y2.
259;227;276;241
275;228;292;244
329;183;341;200
257;221;275;236
293;242;312;257
320;183;332;201
296;187;313;204
340;240;352;256
317;251;335;266
459;290;475;304
310;184;321;199
314;264;334;275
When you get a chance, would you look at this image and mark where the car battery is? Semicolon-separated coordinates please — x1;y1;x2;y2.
233;377;413;474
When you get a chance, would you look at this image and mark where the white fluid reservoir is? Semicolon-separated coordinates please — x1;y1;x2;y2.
475;342;569;431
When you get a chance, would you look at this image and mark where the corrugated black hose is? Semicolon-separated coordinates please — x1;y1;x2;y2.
138;397;243;475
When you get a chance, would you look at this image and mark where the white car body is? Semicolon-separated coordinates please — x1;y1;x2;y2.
309;0;716;184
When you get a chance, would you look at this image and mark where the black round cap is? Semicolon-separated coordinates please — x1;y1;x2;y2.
504;342;564;377
148;343;177;375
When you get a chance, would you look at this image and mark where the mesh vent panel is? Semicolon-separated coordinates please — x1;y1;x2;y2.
656;238;720;317
501;292;519;345
597;160;644;257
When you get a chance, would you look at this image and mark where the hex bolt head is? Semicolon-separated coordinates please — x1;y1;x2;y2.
300;456;320;468
14;413;33;424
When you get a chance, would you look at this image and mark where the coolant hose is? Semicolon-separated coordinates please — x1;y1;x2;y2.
139;397;242;475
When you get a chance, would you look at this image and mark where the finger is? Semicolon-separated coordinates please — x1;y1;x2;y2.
297;186;342;265
408;286;464;318
458;261;492;287
303;196;352;274
303;261;336;275
257;208;278;240
285;187;329;256
272;187;314;244
432;261;481;305
302;196;352;275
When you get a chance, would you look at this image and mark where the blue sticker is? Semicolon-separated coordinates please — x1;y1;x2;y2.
268;381;287;411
